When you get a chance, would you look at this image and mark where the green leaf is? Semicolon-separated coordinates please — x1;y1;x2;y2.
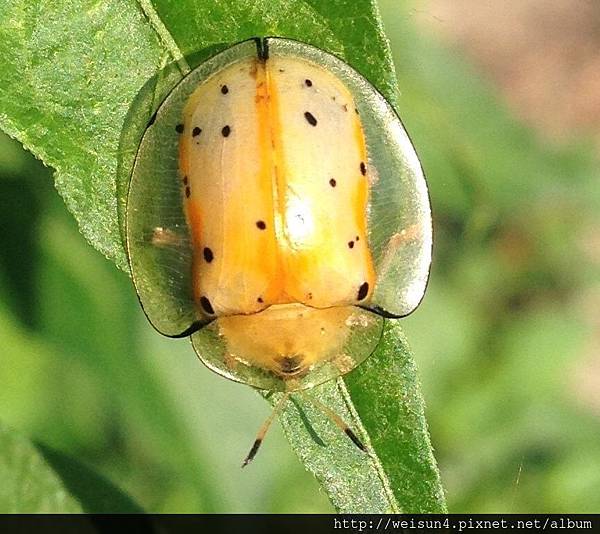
0;422;82;513
149;0;398;102
0;0;168;270
0;0;445;512
346;323;446;512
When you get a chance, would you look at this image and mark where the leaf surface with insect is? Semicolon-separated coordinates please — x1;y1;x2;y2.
0;0;445;513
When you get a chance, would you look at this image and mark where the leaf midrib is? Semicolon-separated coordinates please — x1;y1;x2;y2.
136;0;190;75
337;378;401;512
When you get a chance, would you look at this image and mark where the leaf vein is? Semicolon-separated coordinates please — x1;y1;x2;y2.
337;378;401;513
135;0;190;76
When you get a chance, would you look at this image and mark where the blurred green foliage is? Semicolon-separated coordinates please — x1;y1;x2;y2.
0;1;599;513
0;423;82;513
379;0;600;513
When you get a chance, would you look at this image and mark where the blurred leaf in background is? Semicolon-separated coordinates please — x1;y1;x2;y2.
0;0;599;513
379;0;600;513
0;422;82;513
0;422;143;513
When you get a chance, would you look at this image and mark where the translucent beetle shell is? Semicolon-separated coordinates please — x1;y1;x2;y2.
126;38;432;393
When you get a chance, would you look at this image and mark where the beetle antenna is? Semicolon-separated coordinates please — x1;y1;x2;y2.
299;391;366;452
242;392;290;468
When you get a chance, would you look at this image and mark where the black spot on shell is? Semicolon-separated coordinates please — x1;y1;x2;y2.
329;178;337;187
304;111;317;126
256;220;266;230
175;123;184;134
222;125;231;137
356;235;359;241
200;296;215;315
192;126;202;137
360;161;367;175
185;186;191;198
182;176;188;185
357;282;369;301
355;107;359;115
203;247;214;263
221;85;229;94
257;297;264;303
305;79;312;87
348;241;354;249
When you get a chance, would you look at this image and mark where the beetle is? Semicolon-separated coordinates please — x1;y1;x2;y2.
126;37;432;466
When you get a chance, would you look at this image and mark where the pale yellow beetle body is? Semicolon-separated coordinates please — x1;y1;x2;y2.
178;55;377;382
